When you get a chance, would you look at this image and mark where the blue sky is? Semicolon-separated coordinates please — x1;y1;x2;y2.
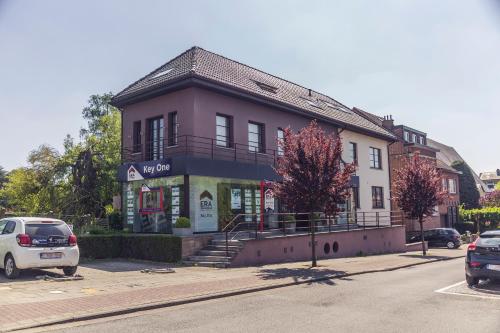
0;0;499;173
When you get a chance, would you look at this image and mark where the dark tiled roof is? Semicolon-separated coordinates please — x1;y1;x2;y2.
112;46;395;139
427;138;487;192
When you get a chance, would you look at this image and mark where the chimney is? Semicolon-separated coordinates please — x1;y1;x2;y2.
308;89;312;97
382;115;394;130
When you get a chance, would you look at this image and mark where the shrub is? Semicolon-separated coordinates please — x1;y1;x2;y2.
108;211;123;231
174;217;190;228
454;221;475;234
78;235;122;259
78;234;182;262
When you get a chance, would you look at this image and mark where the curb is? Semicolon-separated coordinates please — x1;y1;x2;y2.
4;254;465;332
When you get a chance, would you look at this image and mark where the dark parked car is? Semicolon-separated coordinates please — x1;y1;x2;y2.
408;228;461;249
465;230;500;286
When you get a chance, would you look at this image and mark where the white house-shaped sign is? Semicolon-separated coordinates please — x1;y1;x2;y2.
127;165;144;181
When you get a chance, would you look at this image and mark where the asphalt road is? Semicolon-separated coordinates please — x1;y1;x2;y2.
33;258;500;333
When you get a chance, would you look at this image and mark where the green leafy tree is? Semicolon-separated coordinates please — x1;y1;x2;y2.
451;161;480;209
0;166;7;188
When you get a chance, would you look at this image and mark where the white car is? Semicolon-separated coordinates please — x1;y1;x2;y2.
0;217;80;279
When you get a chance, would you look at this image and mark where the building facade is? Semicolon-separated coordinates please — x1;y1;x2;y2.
112;47;395;234
352;109;461;232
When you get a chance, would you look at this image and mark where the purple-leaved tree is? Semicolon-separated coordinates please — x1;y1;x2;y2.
273;121;356;267
393;153;448;255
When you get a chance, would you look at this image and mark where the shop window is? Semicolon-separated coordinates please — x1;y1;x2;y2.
139;187;164;214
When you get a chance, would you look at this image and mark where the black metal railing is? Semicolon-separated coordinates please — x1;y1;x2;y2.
221;211;406;257
123;135;279;166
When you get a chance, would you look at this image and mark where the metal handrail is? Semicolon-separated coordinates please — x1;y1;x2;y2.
122;134;280;166
221;211;407;257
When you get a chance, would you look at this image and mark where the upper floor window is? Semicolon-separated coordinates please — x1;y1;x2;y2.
277;128;284;156
168;112;178;146
348;142;358;164
419;136;425;145
448;179;457;194
248;122;265;153
369;147;382;169
148;117;164;160
372;186;384;209
442;178;448;192
412;133;417;143
216;114;232;148
404;131;409;142
133;121;142;153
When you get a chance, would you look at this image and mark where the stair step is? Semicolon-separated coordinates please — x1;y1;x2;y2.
184;261;229;268
205;245;242;251
188;255;232;263
198;250;238;256
210;240;244;247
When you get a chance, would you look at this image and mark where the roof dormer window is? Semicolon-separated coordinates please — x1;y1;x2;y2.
252;80;278;93
151;68;173;79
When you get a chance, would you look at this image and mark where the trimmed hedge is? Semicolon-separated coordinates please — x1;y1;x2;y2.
78;234;182;262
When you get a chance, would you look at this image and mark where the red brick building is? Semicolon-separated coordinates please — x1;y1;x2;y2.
352;109;460;233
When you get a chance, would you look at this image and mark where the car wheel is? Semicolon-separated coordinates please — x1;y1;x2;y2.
63;266;78;276
466;274;479;287
4;255;20;279
446;241;455;249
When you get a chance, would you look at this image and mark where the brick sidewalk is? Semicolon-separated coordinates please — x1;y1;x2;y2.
0;248;465;332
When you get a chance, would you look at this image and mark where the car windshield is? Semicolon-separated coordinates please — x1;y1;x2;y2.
446;229;460;236
25;223;71;238
480;233;500;239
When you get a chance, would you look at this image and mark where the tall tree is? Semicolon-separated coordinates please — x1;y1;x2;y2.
451;160;480;209
394;153;447;255
0;166;7;188
273;121;356;267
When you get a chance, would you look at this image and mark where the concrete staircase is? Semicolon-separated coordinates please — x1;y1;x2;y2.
184;239;244;268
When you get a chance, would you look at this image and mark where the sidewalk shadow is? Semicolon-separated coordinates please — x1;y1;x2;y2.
80;259;174;273
397;254;454;260
0;268;64;283
256;267;348;286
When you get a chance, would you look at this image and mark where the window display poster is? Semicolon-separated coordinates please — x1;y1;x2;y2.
191;182;218;232
244;189;253;222
171;186;180;225
231;188;241;209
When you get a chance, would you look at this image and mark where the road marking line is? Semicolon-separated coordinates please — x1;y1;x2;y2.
434;281;465;293
435;281;500;300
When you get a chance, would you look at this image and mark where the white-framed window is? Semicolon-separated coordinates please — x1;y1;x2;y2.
412;133;417;143
442;178;448;191
419;136;425;145
277;128;284;156
448;179;457;194
369;147;382;169
216;114;232;148
248;122;265;153
404;131;409;142
348;142;358;164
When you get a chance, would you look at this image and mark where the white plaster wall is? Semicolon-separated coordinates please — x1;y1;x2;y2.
340;130;392;217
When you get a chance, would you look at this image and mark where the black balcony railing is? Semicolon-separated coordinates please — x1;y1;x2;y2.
123;135;280;166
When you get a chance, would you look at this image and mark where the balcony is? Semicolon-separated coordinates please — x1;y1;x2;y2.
122;135;280;167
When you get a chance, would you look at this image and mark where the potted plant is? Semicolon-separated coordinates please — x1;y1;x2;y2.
172;217;192;236
284;214;296;234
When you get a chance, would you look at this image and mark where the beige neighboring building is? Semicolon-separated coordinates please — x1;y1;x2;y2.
479;170;500;192
340;130;392;224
